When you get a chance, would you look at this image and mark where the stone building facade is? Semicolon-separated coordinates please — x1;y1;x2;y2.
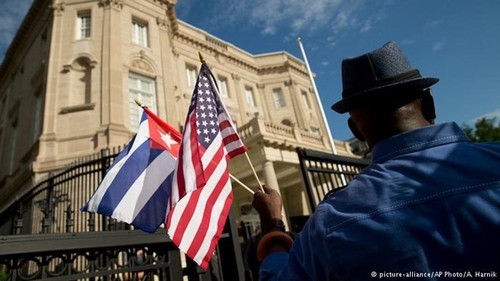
0;0;354;235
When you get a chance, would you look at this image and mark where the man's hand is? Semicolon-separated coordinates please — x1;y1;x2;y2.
253;184;293;259
252;184;283;233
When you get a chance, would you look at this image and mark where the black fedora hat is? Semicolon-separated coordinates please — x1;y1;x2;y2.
331;41;439;113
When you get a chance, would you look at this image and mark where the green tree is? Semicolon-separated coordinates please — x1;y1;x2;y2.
462;117;500;142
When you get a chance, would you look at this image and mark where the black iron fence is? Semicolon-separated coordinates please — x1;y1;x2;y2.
0;146;370;280
0;147;245;280
297;147;371;212
0;148;123;236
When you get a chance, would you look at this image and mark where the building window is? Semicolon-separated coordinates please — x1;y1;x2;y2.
0;96;6;127
0;97;3;164
33;91;44;142
76;10;91;39
129;73;156;131
301;90;312;110
245;87;255;107
132;19;148;47
272;88;286;108
0;97;6;165
186;65;197;90
217;76;229;98
9;123;17;174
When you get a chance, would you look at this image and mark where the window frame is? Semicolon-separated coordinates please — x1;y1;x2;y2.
33;91;44;142
131;18;149;47
301;90;312;110
217;76;229;98
186;65;197;90
244;86;256;107
272;88;286;109
8;121;18;174
128;73;157;131
76;10;91;40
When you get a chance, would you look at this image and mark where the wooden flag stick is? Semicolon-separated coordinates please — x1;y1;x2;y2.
198;52;206;64
135;99;144;108
229;174;254;195
245;152;265;192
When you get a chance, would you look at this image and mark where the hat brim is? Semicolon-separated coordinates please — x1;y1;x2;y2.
331;77;439;113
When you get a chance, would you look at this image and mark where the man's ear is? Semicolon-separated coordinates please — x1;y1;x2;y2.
421;89;436;123
348;118;366;141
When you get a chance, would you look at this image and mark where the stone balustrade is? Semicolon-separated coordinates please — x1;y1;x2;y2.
237;117;330;151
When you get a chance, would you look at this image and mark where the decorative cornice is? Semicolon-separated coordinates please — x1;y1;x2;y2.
59;103;96;114
174;17;310;79
174;32;259;73
156;17;169;31
171;47;179;57
98;0;123;10
50;2;65;16
165;1;178;34
231;73;240;81
126;51;157;76
130;59;154;74
61;57;97;73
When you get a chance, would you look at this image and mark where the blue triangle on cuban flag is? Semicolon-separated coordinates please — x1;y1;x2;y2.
81;110;180;233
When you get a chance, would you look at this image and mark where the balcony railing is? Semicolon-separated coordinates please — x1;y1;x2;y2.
237;117;330;151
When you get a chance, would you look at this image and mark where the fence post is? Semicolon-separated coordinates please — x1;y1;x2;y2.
100;148;110;179
88;212;95;232
100;148;109;231
296;148;317;212
41;172;55;233
185;258;212;281
14;202;24;235
65;204;74;233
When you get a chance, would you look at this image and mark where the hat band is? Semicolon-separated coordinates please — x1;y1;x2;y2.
343;69;422;97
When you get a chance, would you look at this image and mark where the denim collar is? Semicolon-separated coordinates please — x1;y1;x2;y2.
371;122;470;163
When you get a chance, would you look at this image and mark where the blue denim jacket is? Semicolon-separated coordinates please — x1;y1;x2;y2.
260;122;500;280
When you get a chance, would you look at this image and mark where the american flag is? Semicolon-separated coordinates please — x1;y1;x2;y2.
166;62;246;269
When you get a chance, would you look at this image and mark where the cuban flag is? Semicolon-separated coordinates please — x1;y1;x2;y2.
81;107;181;233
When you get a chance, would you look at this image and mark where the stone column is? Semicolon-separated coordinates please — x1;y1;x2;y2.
98;0;128;144
284;79;305;129
256;83;271;121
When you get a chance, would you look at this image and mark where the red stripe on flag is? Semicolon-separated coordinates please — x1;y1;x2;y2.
219;119;232;131
170;143;225;244
190;119;206;192
199;190;233;269
185;167;229;260
227;146;247;159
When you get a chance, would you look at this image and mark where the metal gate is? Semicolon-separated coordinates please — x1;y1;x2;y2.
297;147;370;212
0;148;245;281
